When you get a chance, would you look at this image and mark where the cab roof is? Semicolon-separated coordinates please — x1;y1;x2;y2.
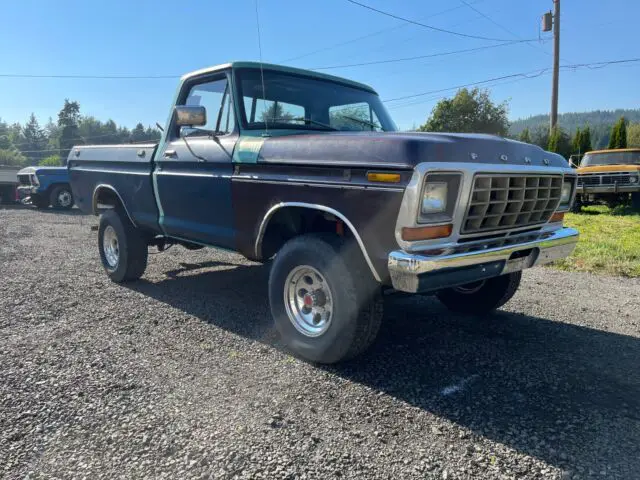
585;148;640;154
181;61;377;94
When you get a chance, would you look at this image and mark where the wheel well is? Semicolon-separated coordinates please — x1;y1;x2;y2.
260;206;351;260
93;186;123;213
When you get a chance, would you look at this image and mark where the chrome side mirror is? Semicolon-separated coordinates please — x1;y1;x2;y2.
175;105;206;127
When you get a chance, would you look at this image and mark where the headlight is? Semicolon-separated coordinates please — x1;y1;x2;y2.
418;173;461;224
560;181;572;205
421;182;448;214
630;176;639;184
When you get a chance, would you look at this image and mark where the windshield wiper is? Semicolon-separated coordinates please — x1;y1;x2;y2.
267;117;338;131
335;114;380;131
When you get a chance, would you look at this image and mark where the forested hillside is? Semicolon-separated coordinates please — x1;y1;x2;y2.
509;109;640;149
0;99;161;167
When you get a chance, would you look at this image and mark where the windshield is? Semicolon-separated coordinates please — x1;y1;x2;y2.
581;150;640;167
234;68;397;132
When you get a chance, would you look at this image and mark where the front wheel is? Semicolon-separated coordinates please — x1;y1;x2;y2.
268;234;383;364
436;271;522;315
50;185;74;209
98;209;148;283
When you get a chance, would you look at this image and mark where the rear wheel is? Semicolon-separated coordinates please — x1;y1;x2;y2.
50;185;74;209
436;271;522;315
268;234;382;364
98;209;148;282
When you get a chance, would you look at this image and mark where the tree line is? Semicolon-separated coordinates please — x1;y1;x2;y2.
0;99;161;167
416;88;640;159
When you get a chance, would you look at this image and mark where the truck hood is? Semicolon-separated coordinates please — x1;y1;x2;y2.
18;166;68;176
577;164;640;174
254;131;569;169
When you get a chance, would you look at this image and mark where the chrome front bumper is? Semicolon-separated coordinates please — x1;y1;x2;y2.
388;227;579;293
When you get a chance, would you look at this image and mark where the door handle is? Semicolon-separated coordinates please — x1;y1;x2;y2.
163;149;177;158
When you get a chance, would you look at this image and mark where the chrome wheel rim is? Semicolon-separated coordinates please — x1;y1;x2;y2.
58;190;72;207
454;280;485;294
284;265;333;337
103;226;119;269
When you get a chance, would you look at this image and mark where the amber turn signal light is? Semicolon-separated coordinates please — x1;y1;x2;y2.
401;224;453;241
549;212;564;223
367;172;401;183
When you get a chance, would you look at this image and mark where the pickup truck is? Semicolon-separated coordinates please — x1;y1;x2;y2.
69;62;579;364
574;148;640;211
17;166;75;209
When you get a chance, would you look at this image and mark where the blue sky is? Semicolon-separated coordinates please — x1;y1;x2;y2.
1;0;638;131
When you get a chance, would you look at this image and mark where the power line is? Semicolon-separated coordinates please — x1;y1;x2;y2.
311;41;526;70
383;57;640;103
280;1;487;63
343;0;538;43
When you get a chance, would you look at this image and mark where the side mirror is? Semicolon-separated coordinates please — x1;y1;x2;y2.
175;105;206;127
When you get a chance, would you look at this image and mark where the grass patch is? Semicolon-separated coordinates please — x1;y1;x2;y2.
551;205;640;277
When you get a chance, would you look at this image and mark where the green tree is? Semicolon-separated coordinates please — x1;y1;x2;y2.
579;126;592;153
22;113;47;164
530;125;550;150
131;123;146;142
0;149;27;166
571;127;582;155
0;119;12;150
518;127;532;143
628;123;640;148
57;99;81;161
548;126;571;158
418;88;509;136
608;116;628;149
38;154;63;166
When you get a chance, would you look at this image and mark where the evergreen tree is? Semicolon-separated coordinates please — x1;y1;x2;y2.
608;116;628;149
571;127;582;155
548;126;571;159
519;127;532;143
22;113;47;163
131;123;146;142
579;126;592;153
57;99;81;161
628;123;640;148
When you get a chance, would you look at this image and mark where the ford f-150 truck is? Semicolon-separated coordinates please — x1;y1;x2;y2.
69;62;579;364
574;148;640;211
17;166;75;209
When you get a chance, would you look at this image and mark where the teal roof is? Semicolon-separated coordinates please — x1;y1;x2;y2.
181;61;377;94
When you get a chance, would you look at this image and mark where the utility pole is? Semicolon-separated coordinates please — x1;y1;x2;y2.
550;0;560;132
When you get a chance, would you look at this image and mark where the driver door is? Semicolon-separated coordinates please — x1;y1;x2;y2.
154;73;238;249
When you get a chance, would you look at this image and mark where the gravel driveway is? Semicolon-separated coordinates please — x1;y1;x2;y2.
1;206;639;480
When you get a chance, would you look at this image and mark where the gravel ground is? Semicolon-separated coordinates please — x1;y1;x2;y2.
1;206;639;480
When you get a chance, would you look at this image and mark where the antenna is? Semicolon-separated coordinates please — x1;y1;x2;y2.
254;0;269;136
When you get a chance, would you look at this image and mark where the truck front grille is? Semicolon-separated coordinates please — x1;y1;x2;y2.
462;174;562;234
18;174;31;186
578;172;637;186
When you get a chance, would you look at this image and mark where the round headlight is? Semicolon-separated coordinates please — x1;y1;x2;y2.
421;182;448;214
630;176;638;184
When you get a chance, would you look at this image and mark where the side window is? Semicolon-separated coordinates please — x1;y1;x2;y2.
329;102;381;131
183;77;235;134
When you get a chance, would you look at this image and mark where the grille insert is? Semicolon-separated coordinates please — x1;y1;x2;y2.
18;174;31;186
462;174;562;234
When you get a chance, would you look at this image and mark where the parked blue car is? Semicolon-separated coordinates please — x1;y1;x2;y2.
17;166;75;209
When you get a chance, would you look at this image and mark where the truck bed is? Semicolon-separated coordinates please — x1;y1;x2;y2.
67;144;159;231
